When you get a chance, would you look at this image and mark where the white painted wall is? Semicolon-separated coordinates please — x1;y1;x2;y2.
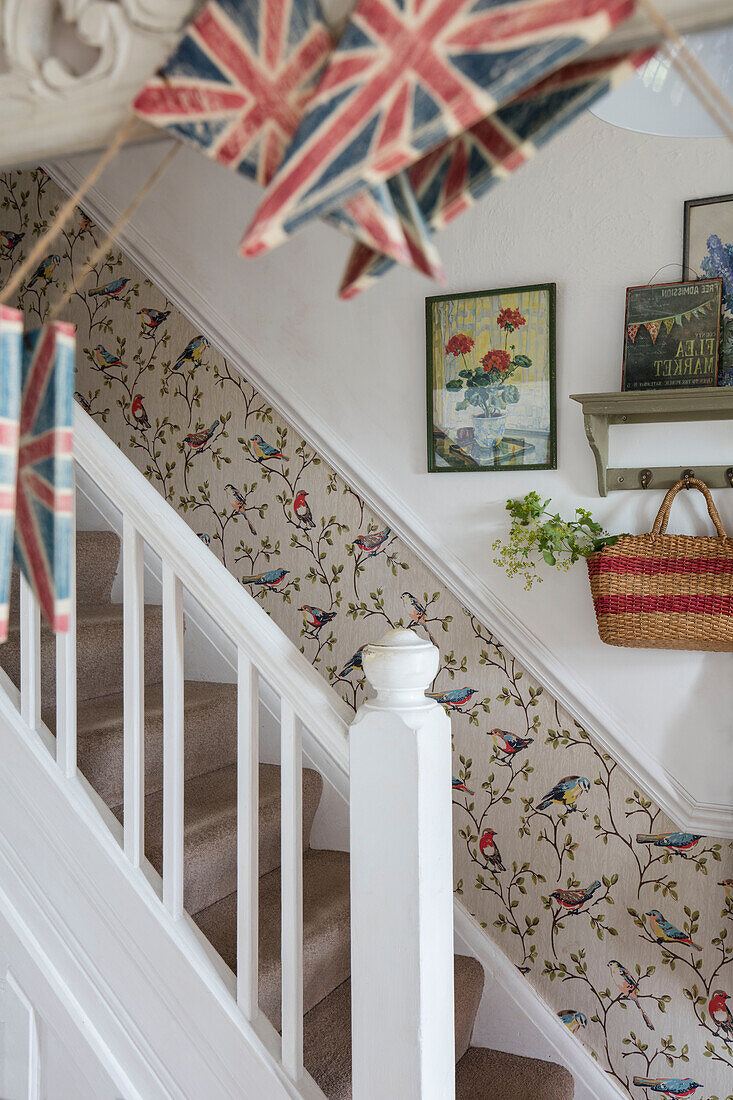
56;108;733;807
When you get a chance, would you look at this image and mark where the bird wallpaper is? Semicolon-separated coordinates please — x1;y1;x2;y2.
1;167;733;1100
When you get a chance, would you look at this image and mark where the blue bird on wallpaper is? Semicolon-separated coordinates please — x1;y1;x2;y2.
537;776;590;813
340;644;367;678
353;526;391;555
137;307;171;333
27;253;59;288
491;729;534;757
631;1078;703;1097
74;391;92;412
608;960;655;1031
242;568;289;590
183;420;219;452
251;434;287;461
93;344;127;371
452;777;474;796
197;533;211;545
173;335;209;371
557;1009;587;1033
0;230;23;252
646;910;703;952
425;686;477;709
88;277;129;299
299;604;337;636
636;832;703;855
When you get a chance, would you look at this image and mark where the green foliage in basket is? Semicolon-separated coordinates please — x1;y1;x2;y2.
492;493;620;589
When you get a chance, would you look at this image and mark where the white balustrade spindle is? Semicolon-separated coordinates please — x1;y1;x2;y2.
123;517;145;867
19;575;41;732
162;564;184;918
350;629;455;1100
237;649;259;1019
280;699;303;1081
56;497;77;778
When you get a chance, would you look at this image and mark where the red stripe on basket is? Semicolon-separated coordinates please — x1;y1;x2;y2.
588;554;733;577
594;593;733;615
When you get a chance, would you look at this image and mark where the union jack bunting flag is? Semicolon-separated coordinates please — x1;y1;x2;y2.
0;306;22;642
14;323;75;633
240;0;637;259
339;48;652;298
133;0;333;187
133;0;416;267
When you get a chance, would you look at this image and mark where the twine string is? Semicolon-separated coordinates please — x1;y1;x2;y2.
47;142;180;324
0;116;140;307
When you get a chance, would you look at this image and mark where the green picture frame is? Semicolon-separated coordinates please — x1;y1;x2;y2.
426;282;557;473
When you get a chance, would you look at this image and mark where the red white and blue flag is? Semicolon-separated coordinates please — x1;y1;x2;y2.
339;47;653;297
240;0;637;259
14;323;75;633
133;0;644;292
0;306;22;642
132;0;417;266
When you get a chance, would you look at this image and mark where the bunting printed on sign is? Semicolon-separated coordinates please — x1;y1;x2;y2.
239;0;636;260
0;306;22;642
626;297;717;344
339;49;653;299
14;323;75;633
133;0;414;266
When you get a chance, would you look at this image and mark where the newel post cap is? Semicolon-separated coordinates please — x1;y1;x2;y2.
361;628;440;709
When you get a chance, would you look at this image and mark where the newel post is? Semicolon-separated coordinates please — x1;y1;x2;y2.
349;629;455;1099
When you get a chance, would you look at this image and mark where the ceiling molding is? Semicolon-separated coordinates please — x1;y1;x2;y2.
46;157;733;839
0;0;194;170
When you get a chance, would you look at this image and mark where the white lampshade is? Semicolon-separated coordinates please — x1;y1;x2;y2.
590;27;731;137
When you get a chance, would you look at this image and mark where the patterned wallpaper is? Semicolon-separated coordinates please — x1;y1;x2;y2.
2;167;732;1100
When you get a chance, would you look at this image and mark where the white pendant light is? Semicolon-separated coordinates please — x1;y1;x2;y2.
590;27;732;137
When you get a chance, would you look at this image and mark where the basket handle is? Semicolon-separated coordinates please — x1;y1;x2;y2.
651;477;728;538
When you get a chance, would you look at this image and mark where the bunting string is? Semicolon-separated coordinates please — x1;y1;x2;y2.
0;116;140;307
47;142;180;323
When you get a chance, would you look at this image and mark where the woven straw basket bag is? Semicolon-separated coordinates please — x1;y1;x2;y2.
586;477;733;651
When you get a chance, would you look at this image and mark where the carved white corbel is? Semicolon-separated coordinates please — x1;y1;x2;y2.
0;0;195;170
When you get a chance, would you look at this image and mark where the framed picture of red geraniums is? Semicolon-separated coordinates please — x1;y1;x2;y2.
426;283;556;472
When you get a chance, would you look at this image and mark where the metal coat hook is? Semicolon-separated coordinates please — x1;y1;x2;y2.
640;469;652;489
682;468;695;488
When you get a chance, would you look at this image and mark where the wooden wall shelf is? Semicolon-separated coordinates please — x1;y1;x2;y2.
569;388;733;496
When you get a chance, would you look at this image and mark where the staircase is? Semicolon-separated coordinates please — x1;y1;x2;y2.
0;409;575;1099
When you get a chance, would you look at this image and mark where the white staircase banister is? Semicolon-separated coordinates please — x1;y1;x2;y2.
72;405;352;767
22;408;460;1099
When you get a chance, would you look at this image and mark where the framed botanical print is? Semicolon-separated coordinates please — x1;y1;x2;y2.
683;193;733;385
426;283;556;473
